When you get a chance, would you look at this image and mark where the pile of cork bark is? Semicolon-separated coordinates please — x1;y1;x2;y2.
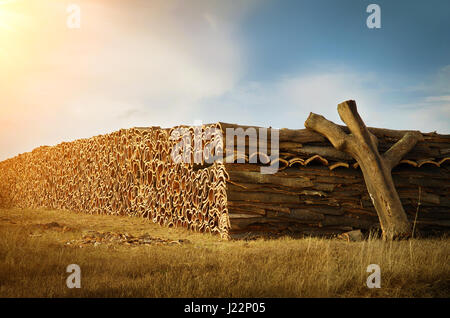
0;120;448;239
218;122;449;237
0;124;231;238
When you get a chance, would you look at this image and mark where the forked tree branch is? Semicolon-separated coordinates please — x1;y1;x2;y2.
305;100;423;239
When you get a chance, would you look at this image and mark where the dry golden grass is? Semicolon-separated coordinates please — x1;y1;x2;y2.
0;208;448;297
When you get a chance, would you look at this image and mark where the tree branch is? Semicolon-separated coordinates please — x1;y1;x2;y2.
304;113;351;151
337;100;378;151
305;100;416;239
383;131;423;170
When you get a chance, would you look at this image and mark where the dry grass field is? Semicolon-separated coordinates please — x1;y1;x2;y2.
0;208;448;298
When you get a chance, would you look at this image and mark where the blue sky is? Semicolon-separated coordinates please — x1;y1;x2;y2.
0;0;449;160
242;0;450;80
191;0;450;132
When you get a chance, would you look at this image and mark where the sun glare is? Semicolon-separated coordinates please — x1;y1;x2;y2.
0;0;33;59
0;1;16;30
0;0;30;32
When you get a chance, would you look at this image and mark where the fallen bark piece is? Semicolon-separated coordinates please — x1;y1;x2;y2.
338;229;363;242
305;100;423;239
65;231;188;247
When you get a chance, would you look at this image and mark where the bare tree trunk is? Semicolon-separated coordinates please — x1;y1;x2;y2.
304;100;423;239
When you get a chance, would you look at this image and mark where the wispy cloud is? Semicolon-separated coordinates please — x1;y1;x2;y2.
424;96;450;103
194;66;450;134
0;0;255;160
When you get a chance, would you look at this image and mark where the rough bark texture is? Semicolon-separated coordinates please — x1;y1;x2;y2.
225;163;450;238
220;120;449;239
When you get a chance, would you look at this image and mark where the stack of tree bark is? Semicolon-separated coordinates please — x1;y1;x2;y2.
0;124;231;239
0;122;448;239
219;123;450;237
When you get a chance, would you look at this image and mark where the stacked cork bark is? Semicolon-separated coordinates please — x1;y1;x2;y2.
219;123;450;237
0;124;231;238
0;122;449;239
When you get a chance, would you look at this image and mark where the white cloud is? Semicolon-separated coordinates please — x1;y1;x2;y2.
0;0;254;160
196;70;385;129
195;67;450;134
424;95;450;103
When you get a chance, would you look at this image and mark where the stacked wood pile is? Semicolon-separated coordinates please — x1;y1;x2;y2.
220;123;450;237
0;122;448;239
0;124;231;239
